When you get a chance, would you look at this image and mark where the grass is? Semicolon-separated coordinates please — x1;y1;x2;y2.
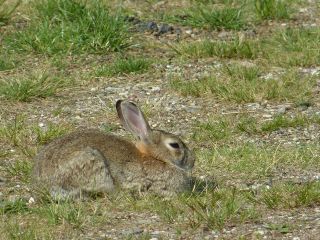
0;0;20;26
0;71;68;102
197;143;320;181
177;27;320;67
96;57;151;77
33;123;70;145
0;57;15;71
193;118;232;142
36;201;85;228
3;160;32;183
193;113;320;144
0;116;26;146
260;114;314;132
266;27;320;67
178;37;258;59
170;65;316;104
1;0;320;238
181;5;246;30
253;182;320;209
5;0;130;55
254;0;291;20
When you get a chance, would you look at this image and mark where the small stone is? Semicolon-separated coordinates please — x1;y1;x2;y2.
157;24;173;35
277;106;287;114
175;28;182;35
185;29;192;35
122;227;143;235
218;31;231;39
146;21;158;32
28;197;35;205
255;229;265;235
38;122;45;127
151;87;161;93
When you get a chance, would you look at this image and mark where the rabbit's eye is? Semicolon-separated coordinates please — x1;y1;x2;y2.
169;143;180;149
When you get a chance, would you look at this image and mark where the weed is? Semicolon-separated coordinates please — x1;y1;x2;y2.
171;65;315;104
3;221;38;240
96;57;151;77
102;123;118;133
0;199;29;215
183;6;246;30
254;0;291;20
0;116;25;146
132;189;257;230
263;27;320;67
4;160;32;183
0;71;67;102
0;0;20;25
197;143;320;180
6;0;129;55
0;57;15;71
33;123;69;145
257;182;320;209
193;119;231;142
261;115;309;132
37;201;85;229
179;38;258;59
266;223;291;234
237;116;259;135
181;189;257;230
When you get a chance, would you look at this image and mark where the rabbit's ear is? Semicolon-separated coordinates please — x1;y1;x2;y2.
116;100;151;140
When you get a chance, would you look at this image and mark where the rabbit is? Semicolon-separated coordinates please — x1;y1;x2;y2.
33;100;195;198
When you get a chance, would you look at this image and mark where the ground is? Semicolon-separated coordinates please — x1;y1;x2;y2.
0;0;320;239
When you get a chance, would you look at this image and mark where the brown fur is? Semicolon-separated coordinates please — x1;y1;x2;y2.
33;100;195;198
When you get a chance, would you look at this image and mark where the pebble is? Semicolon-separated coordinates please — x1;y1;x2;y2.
277;106;287;114
146;21;158;32
254;229;265;235
185;29;193;35
28;197;35;205
157;23;173;35
121;227;143;235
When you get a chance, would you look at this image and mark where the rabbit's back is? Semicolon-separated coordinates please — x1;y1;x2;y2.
33;129;190;196
34;129;139;171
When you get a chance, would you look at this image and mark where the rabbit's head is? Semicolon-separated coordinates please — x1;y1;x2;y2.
116;100;195;171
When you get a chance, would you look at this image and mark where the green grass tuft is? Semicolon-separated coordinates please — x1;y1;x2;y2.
0;0;20;26
256;182;320;209
0;199;29;215
0;57;15;71
254;0;291;20
6;0;129;55
4;160;32;183
96;57;151;77
266;27;320;67
193;119;231;142
0;71;67;102
33;123;69;145
197;143;320;180
261;115;310;132
179;38;258;59
36;201;85;229
183;6;246;30
171;65;316;104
